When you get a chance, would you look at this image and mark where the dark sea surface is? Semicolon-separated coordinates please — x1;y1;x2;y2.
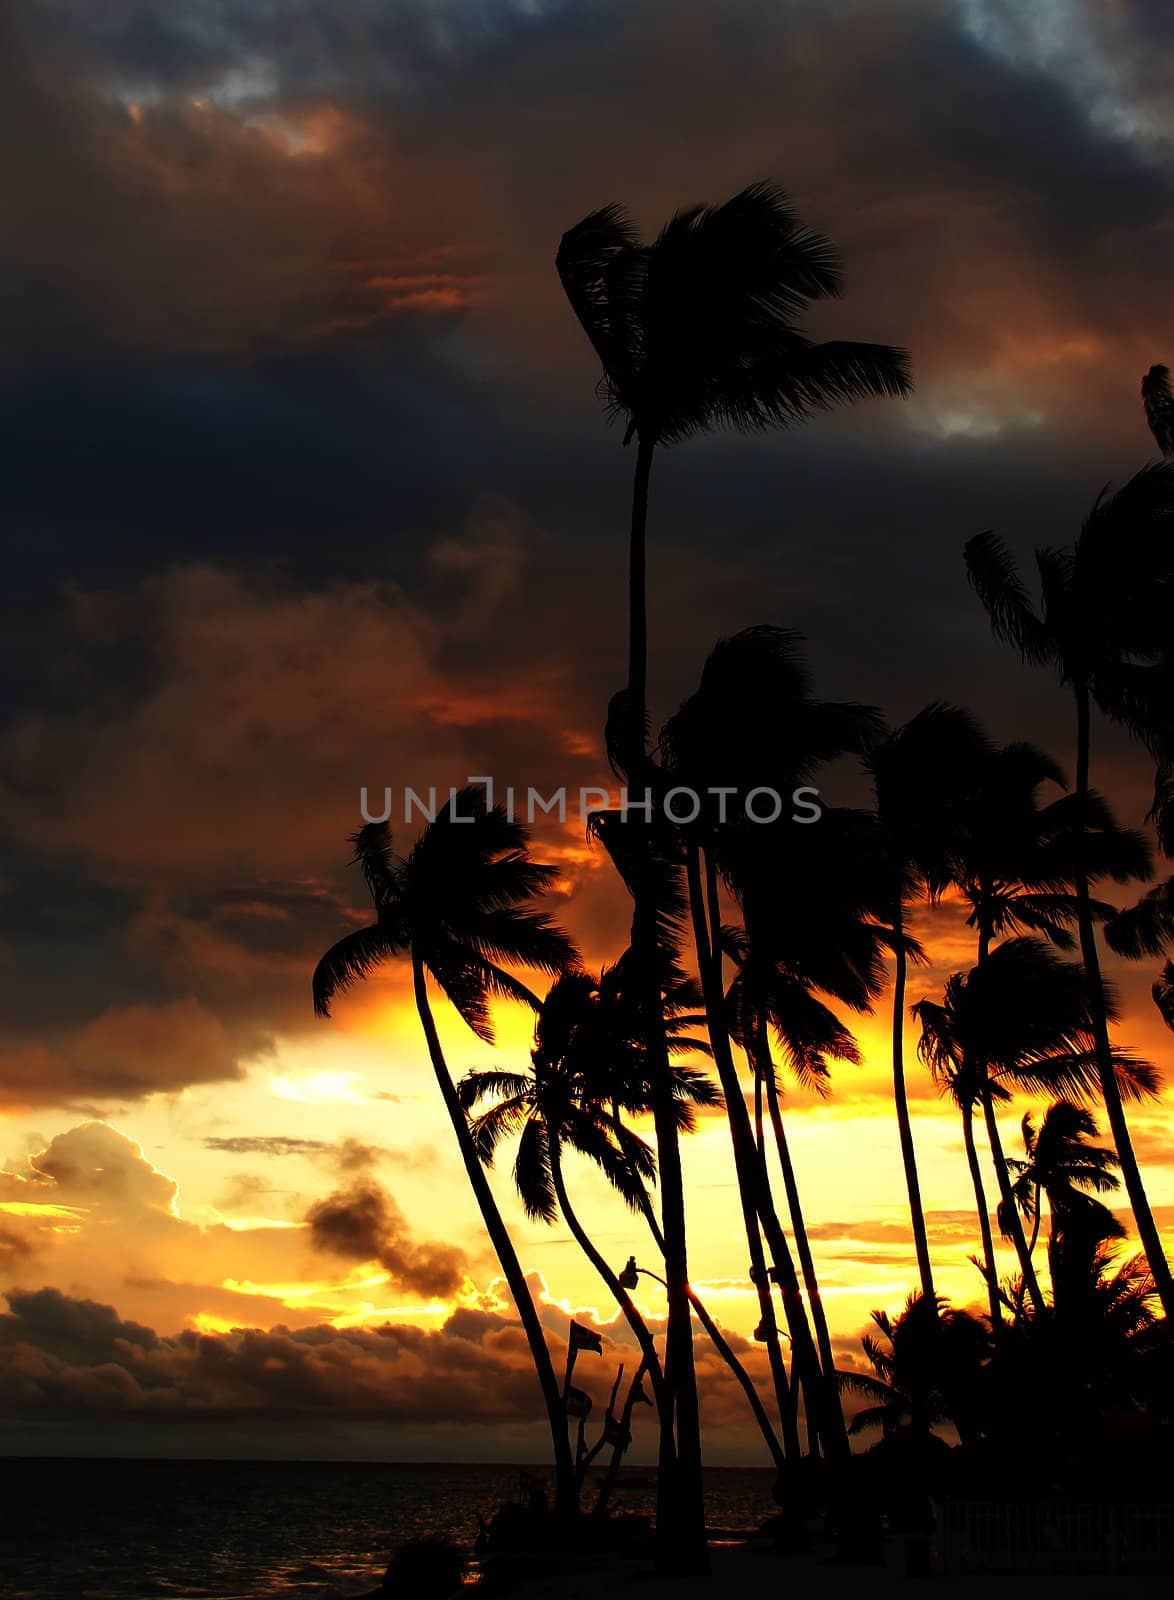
0;1459;777;1599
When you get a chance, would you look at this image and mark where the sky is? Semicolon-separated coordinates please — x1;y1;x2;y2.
1;0;1173;1463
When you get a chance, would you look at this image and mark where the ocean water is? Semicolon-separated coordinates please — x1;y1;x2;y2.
0;1459;777;1599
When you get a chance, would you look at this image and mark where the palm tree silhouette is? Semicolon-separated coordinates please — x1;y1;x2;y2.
838;1292;988;1441
913;938;1158;1319
965;461;1174;1314
726;918;862;1423
657;625;883;1458
949;752;1149;1314
557;188;908;1556
1142;364;1174;455
864;705;992;1304
1000;1100;1123;1260
312;792;579;1515
952;744;1150;955
556;181;910;730
456;964;717;1412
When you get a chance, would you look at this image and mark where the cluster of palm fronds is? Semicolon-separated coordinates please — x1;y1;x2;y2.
312;185;1174;1564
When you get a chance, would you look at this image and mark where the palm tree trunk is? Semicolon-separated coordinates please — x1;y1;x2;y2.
548;1141;666;1408
692;844;841;1460
411;953;577;1516
628;434;654;717
980;1090;1045;1312
891;900;936;1303
973;916;1045;1312
761;1039;840;1400
961;1103;1001;1326
1073;682;1174;1316
635;1181;787;1470
625;432;708;1576
684;844;799;1458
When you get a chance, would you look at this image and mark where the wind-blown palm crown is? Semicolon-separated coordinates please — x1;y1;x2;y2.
457;964;718;1223
1000;1100;1123;1250
952;744;1151;950
312;789;577;1040
913;937;1159;1107
964;463;1174;753
557;181;911;447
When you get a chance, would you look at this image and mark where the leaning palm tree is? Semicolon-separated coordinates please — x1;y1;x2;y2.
913;938;1158;1319
312;792;579;1514
557;181;911;731
457;965;716;1410
864;706;992;1304
1000;1100;1123;1260
965;461;1174;1314
657;626;885;1459
727;923;862;1408
558;188;909;1560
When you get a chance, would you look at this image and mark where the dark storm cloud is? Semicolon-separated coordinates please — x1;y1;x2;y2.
3;0;1173;1116
305;1180;467;1298
0;1283;779;1441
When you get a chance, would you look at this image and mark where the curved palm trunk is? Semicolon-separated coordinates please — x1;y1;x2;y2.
1073;683;1174;1317
891;900;936;1303
636;1179;787;1470
761;1039;840;1401
692;845;841;1460
961;1102;1001;1327
411;954;577;1516
626;432;708;1576
548;1141;667;1410
980;1090;1045;1313
684;846;799;1459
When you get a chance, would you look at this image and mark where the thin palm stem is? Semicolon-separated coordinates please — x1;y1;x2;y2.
635;1179;786;1469
547;1141;666;1408
685;844;800;1458
762;1043;840;1392
892;901;936;1302
1073;682;1174;1316
961;1103;1001;1327
411;953;577;1513
980;1088;1045;1312
698;846;840;1456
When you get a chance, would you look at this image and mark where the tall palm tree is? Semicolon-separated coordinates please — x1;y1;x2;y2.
1000;1100;1123;1260
727;924;861;1400
312;792;579;1515
951;749;1151;1305
657;626;885;1459
463;961;791;1470
456;965;718;1411
864;706;993;1303
556;182;911;728
913;938;1158;1318
558;187;909;1559
965;461;1174;1313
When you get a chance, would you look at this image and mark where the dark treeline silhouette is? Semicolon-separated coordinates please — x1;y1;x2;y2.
312;183;1174;1578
